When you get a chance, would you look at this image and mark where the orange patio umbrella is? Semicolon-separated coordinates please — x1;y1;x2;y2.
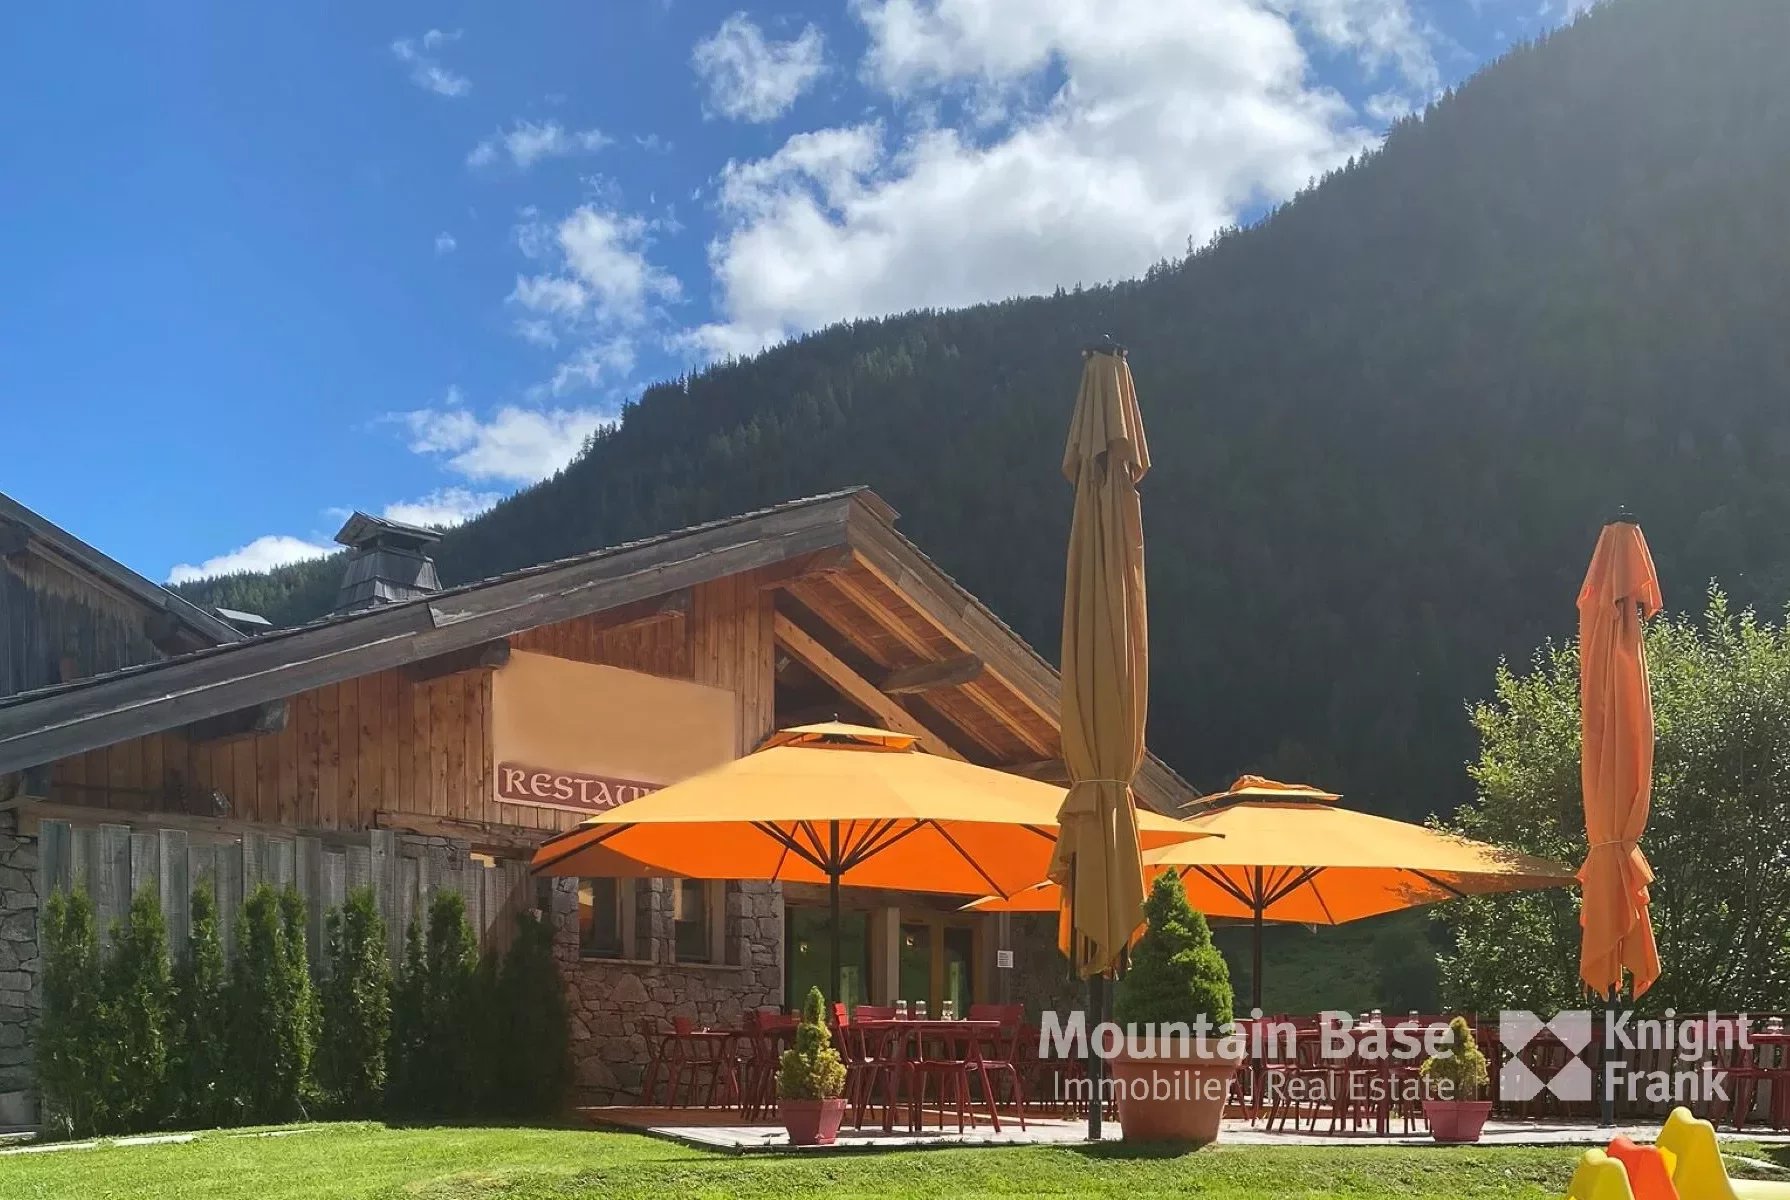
973;776;1576;1010
1576;515;1663;1003
530;722;1209;1001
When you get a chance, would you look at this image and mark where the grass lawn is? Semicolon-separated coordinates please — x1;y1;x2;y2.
10;1121;1781;1200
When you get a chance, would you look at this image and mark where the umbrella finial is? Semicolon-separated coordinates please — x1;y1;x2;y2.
1082;335;1126;359
1609;505;1638;526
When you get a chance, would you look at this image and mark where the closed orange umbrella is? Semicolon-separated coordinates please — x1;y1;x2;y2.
1577;515;1663;1001
1049;341;1151;980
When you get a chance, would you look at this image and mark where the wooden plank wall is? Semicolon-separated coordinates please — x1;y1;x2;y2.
1;551;169;698
45;577;774;839
36;816;533;964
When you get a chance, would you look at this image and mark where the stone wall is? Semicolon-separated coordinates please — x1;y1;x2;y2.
550;877;784;1104
0;812;39;1128
1006;913;1082;1021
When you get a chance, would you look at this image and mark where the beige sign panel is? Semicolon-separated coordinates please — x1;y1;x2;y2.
491;651;739;815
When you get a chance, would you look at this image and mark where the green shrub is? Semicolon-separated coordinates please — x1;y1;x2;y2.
171;882;230;1126
1419;1016;1490;1100
419;891;480;1114
318;887;391;1117
776;986;846;1101
491;909;571;1116
102;887;174;1131
1114;872;1235;1029
36;890;106;1138
226;883;312;1122
278;887;320;1112
385;918;428;1115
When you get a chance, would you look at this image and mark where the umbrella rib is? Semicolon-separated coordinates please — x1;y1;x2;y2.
1262;867;1325;909
924;819;1008;898
1190;865;1255;911
1412;869;1468;900
530;823;626;873
840;819;917;871
794;820;836;871
752;821;830;875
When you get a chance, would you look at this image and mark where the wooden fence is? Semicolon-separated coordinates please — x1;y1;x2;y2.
36;818;535;967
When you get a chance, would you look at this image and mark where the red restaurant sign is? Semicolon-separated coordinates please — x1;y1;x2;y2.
496;762;661;815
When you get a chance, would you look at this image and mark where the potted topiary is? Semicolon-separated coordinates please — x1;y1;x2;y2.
1110;872;1243;1144
1419;1016;1492;1143
777;986;848;1146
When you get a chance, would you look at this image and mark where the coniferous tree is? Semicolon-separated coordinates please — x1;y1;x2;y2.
171;882;230;1126
492;910;570;1117
36;890;106;1138
226;884;310;1122
386;918;428;1115
101;887;174;1132
419;891;479;1115
318;887;391;1116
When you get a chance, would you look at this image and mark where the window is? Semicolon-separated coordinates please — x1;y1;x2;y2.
674;878;715;963
579;878;636;959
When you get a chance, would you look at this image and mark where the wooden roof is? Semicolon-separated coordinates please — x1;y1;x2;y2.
0;490;244;656
0;488;1196;812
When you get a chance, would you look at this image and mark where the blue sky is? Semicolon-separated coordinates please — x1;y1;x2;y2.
1;0;1583;584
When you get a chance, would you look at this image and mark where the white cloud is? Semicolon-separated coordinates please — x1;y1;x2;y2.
692;14;826;122
687;0;1386;356
467;120;611;170
167;535;333;584
434;231;458;255
1270;0;1439;93
398;402;611;483
501;206;680;393
391;29;470;97
381;487;501;528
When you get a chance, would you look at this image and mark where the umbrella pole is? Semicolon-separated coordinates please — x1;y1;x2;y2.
1599;984;1619;1126
829;820;842;1007
1088;972;1106;1140
1252;904;1265;1014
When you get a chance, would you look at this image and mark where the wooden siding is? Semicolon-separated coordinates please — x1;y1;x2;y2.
1;550;168;697
44;576;775;842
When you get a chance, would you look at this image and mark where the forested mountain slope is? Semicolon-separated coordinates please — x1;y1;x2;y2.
179;0;1790;818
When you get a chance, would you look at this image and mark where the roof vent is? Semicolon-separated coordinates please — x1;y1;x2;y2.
331;512;443;613
213;606;273;634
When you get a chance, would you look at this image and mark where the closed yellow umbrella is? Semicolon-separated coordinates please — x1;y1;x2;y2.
531;721;1207;999
1049;341;1151;981
974;776;1576;1009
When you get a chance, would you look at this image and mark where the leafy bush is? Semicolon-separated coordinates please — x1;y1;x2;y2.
1419;1017;1489;1101
1115;872;1235;1030
776;986;846;1101
102;887;174;1131
226;883;312;1122
36;890;106;1138
171;882;230;1126
491;909;571;1117
317;887;391;1116
421;891;480;1114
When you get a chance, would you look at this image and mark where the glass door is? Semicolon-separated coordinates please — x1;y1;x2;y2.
943;925;974;1018
898;922;933;1013
785;906;869;1013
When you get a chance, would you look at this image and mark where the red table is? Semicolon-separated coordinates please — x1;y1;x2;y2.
851;1019;1008;1132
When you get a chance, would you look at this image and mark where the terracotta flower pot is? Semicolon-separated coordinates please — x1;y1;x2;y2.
1109;1047;1242;1145
1423;1098;1493;1143
779;1097;848;1146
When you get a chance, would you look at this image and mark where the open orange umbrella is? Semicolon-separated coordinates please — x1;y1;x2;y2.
530;722;1208;1000
972;776;1576;1009
1577;515;1663;1002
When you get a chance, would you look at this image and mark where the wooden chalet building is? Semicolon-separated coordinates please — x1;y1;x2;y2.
0;487;1194;1120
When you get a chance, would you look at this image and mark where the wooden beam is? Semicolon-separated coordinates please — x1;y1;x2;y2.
772;612;967;761
403;638;510;684
587;587;691;633
184;699;288;744
374;809;545;856
754;546;855;591
827;567;1053;757
1005;758;1069;784
880;653;984;695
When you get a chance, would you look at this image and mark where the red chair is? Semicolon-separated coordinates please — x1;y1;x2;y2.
637;1017;673;1105
907;1024;1004;1133
965;1012;1029;1128
741;1009;797;1120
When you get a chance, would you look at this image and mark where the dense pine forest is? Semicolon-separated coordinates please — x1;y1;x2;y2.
178;0;1790;820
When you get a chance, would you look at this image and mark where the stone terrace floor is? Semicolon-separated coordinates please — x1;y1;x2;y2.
582;1106;1790;1153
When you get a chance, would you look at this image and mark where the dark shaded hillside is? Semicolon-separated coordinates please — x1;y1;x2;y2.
179;0;1790;819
